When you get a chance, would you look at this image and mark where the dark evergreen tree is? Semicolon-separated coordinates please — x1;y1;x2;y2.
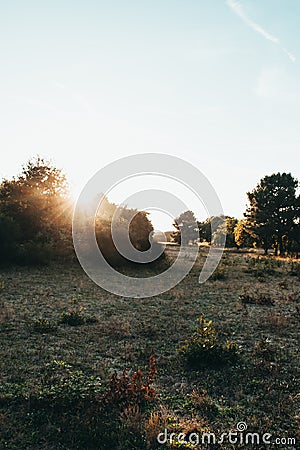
244;173;299;255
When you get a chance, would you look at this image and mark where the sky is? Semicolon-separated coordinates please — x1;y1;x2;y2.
0;0;299;230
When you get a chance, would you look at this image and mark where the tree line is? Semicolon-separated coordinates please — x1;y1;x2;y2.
172;172;299;257
0;159;299;264
0;158;155;265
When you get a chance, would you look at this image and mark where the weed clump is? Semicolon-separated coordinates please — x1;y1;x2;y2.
103;353;157;408
60;296;97;326
179;314;238;369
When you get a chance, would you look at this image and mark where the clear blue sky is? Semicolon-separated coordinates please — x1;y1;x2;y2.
0;0;299;229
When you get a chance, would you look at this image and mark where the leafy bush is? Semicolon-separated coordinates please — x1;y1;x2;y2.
179;315;238;369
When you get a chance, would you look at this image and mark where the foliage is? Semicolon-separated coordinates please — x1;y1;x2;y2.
35;359;104;402
190;389;219;420
234;219;255;248
89;194;164;267
31;317;58;333
172;210;198;245
244;172;299;256
103;353;157;408
0;157;72;264
197;215;225;243
179;314;238;369
60;296;97;326
212;217;238;248
26;356;157;450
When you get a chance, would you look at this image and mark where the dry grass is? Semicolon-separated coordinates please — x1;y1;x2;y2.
0;249;299;449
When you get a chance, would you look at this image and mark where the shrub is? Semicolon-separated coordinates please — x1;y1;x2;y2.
60;309;86;326
103;353;157;409
0;213;21;262
60;296;97;326
179;314;238;369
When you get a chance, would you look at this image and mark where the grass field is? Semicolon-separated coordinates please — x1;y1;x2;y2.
0;248;299;449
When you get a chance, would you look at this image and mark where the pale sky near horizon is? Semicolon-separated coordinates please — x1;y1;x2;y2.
0;0;299;230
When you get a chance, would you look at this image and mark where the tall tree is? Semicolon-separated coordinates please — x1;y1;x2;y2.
0;157;70;247
234;219;255;249
244;173;299;255
212;217;238;248
172;210;198;245
198;216;225;244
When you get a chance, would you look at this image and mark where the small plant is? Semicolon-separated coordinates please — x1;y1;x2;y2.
179;314;238;369
253;338;275;363
104;353;157;408
60;296;97;326
31;317;57;333
60;309;86;326
278;279;288;289
239;293;275;306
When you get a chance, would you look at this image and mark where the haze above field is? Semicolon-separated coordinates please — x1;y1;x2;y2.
1;0;299;230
